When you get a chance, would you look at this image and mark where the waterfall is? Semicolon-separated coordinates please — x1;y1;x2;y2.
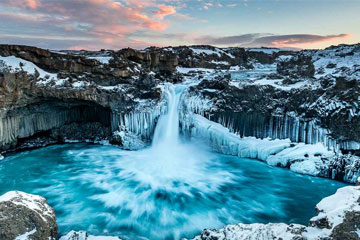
152;84;184;147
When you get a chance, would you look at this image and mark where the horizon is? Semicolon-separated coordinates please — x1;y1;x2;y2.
0;0;359;50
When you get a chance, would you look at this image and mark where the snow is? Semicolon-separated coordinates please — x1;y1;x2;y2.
0;191;54;223
247;48;281;54
312;186;360;227
267;143;333;175
190;48;221;57
15;228;37;240
0;56;57;80
250;78;309;91
190;47;235;58
308;44;360;79
276;55;293;62
177;67;215;74
210;60;230;65
72;81;90;88
190;186;360;240
191;223;304;240
60;231;121;240
87;56;112;64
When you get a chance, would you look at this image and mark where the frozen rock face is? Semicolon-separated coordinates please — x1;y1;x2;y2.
0;45;174;152
0;191;57;240
180;43;360;182
189;186;360;240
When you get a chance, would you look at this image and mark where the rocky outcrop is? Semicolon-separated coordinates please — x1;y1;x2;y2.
0;45;171;152
189;186;360;240
0;191;57;240
277;54;315;77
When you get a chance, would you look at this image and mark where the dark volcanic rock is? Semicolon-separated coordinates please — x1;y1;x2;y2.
277;54;315;78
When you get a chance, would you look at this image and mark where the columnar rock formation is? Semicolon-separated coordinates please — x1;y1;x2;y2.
0;43;359;182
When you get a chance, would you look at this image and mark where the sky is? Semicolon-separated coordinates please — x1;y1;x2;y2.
0;0;359;50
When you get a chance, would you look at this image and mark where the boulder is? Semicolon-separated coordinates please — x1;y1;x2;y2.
0;191;57;240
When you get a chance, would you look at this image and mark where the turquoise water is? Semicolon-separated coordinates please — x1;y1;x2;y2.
0;144;345;240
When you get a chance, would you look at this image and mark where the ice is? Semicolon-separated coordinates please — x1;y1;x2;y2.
111;108;165;141
180;112;340;176
181;113;291;161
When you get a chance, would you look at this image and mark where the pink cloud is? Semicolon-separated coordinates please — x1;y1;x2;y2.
154;4;176;19
0;0;178;49
25;0;40;8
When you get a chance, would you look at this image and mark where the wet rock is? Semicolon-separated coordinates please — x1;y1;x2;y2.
0;191;57;240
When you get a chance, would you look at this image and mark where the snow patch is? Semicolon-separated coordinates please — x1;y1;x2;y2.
15;228;37;240
0;56;57;80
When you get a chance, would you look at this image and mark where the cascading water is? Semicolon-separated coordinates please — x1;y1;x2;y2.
152;84;183;148
0;83;346;240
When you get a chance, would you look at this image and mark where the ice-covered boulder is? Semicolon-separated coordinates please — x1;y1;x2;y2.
59;230;121;240
0;191;57;240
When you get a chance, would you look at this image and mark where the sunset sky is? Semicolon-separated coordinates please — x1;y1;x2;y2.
0;0;359;50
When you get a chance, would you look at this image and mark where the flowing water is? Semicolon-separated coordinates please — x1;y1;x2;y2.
0;84;346;240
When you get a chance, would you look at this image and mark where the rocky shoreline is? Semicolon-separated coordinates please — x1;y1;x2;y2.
1;184;360;240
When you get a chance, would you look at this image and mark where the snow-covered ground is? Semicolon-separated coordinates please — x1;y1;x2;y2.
306;44;360;79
